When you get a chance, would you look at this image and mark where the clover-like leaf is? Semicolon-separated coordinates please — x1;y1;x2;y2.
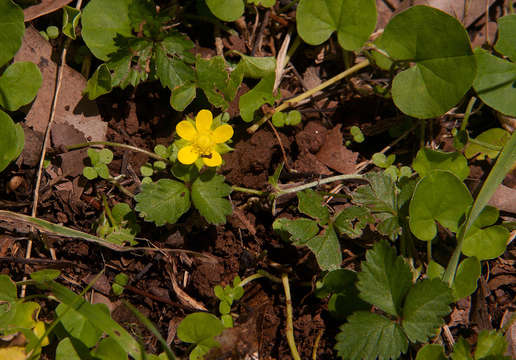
0;0;24;68
409;170;473;241
206;0;244;22
401;279;453;343
494;14;516;62
306;225;341;271
375;6;476;118
81;0;132;61
297;189;330;225
191;173;232;225
464;128;510;160
412;148;469;181
336;312;408;360
452;257;480;301
135;179;191;226
239;73;276;122
472;48;516;117
296;0;377;51
357;240;413;317
0;62;42;111
85;64;112;100
0;110;24;173
56;303;107;348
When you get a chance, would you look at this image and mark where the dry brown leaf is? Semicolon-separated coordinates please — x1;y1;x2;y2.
14;26;107;142
316;124;358;174
488;184;516;214
24;0;74;22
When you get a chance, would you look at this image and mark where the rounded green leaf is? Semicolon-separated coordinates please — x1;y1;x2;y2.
56;303;108;348
350;125;364;143
375;6;476;118
46;26;59;39
177;312;224;344
0;0;24;68
462;225;509;260
85;64;112;100
452;257;480;300
0;110;24;173
140;163;154;177
95;163;111;179
464;128;510;160
0;274;17;302
81;0;132;61
0;62;42;111
296;0;377;51
83;166;98;180
154;144;168;157
472;48;516;116
415;344;446;360
170;83;196;111
409;170;473;241
494;14;516;61
271;111;286;127
206;0;244;22
98;148;113;164
286;110;302;126
412;148;469;181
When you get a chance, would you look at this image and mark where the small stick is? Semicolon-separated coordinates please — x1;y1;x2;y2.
282;273;301;360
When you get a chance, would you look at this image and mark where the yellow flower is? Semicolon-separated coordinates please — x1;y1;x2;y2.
176;110;233;167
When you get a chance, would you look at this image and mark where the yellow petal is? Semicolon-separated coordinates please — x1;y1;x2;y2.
176;121;197;141
178;145;199;165
212;124;233;143
202;150;222;167
196;109;213;133
0;346;27;360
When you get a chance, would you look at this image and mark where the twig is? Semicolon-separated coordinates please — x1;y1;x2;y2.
282;273;301;360
267;119;295;172
312;329;323;360
276;174;365;197
65;141;166;161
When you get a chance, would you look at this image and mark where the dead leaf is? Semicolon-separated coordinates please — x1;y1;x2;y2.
20;125;44;167
14;26;107;143
24;0;74;22
488;184;516;214
316;124;358;174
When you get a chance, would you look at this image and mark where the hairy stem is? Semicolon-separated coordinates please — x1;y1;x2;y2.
66;141;167;161
275;174;365;197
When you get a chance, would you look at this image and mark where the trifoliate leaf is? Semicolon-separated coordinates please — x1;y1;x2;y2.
273;218;319;244
297;189;329;225
452;257;480;300
0;0;24;68
191;173;232;225
296;0;377;51
135;179;191;226
401;279;453;343
306;225;341;271
409;170;473;241
475;330;508;359
0;62;42;111
239;73;276;122
415;344;446;360
335;312;408;360
357;240;413;317
412;148;469;181
372;153;395;169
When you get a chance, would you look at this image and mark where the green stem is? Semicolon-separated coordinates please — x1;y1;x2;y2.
239;270;282;287
231;185;265;196
282;273;301;360
284;35;302;66
427;239;432;265
460;97;477;131
419;119;426;148
467;138;503;151
275;174;365;197
443;227;466;286
248;59;371;133
66;141;166;162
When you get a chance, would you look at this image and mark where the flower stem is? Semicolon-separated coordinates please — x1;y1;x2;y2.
66;141;167;162
282;273;301;360
275;174;365;197
248;59;371;133
231;186;265;196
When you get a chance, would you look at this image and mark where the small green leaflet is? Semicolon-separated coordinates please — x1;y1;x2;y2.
191;173;232;225
306;225;341;271
297;189;329;225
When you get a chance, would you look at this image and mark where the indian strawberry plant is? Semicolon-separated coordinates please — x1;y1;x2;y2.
1;0;515;359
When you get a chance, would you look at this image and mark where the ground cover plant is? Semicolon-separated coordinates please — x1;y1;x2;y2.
0;0;515;359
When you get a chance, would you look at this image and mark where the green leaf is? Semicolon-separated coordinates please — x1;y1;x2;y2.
0;62;42;111
83;166;98;180
271;111;286;127
273;218;319;244
306;225;342;271
62;6;81;40
375;6;476;118
248;0;275;7
177;312;223;345
296;0;377;51
205;0;244;22
98;149;114;164
0;274;17;302
472;48;516;117
427;260;445;280
85;64;112;100
401;279;453;343
56;337;87;360
108;37;153;89
451;337;472;360
285;110;302;126
92;337;127;360
0;0;24;68
81;0;132;61
170;83;196;111
235;54;276;78
357;240;412;317
140;163;154;177
475;330;508;359
409;170;473;241
239;73;276;122
336;312;408;360
350;125;364;143
413;148;469;181
95;163;110;179
372;153;395;168
416;344;447;360
494;14;516;61
334;206;374;239
155;33;195;90
191;173;232;225
30;269;60;282
56;302;107;348
297;189;329;224
135;179;191;226
452;257;480;300
465;128;510;160
0;110;24;173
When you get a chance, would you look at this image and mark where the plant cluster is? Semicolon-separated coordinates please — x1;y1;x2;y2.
1;0;515;359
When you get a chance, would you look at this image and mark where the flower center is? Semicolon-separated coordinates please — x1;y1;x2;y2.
195;134;213;155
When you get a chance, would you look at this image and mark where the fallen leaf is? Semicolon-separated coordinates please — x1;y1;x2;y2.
316;124;358;174
24;0;73;22
488;184;516;214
